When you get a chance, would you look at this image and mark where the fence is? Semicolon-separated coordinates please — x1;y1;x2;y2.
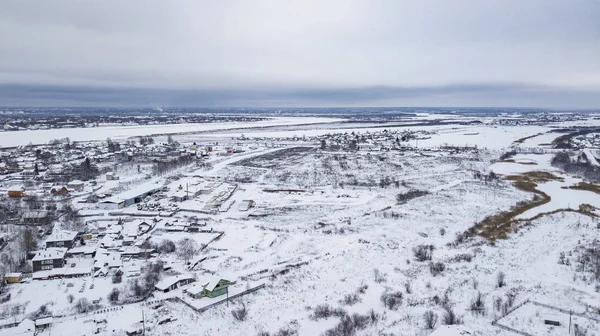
174;284;266;313
491;299;600;335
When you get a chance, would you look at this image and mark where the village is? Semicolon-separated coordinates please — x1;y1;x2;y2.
0;113;599;335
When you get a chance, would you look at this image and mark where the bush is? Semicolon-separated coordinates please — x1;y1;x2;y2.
497;271;506;288
112;272;122;284
430;262;446;276
232;304;248;321
108;288;120;304
404;281;412;294
158;240;176;253
322;312;378;336
442;306;462;325
423;310;438;329
74;298;92;313
380;291;403;310
312;304;347;320
67;294;74;303
373;268;387;283
470;292;485;316
413;245;434;262
451;253;473;263
340;294;360;306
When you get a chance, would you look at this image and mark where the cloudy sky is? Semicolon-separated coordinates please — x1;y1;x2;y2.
0;0;599;108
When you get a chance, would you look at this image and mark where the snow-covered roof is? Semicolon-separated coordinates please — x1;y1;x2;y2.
46;230;77;243
35;317;53;326
155;274;194;291
430;325;473;336
5;272;22;277
32;248;68;261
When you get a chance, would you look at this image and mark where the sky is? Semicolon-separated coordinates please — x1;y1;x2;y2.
0;0;599;108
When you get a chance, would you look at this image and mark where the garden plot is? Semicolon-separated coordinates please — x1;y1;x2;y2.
496;301;600;336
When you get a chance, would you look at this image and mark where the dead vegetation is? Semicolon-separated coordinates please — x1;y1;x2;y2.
513;132;544;144
562;182;600;195
465;171;596;241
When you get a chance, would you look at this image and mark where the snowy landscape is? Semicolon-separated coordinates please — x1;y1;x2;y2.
0;110;599;336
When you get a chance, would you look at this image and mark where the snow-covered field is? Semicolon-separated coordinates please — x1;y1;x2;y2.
2;114;600;336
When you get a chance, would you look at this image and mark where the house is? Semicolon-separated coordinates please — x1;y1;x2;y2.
429;325;473;336
67;180;85;192
22;211;51;225
45;230;78;249
238;200;255;211
155;274;195;293
98;182;162;209
186;277;231;299
8;186;24;198
4;272;22;284
31;248;67;272
106;172;119;181
50;186;69;196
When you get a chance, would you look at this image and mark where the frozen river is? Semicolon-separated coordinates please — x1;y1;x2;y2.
0;117;341;148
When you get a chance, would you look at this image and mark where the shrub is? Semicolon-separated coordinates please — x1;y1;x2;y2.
439;228;446;236
232;304;248;321
470;292;485;316
380;291;403;310
74;298;92;313
340;294;360;306
497;271;506;288
312;304;347;320
322;312;377;336
67;294;74;304
112;272;122;284
430;262;446;276
158;239;176;253
373;268;387;283
108;288;120;304
451;253;473;263
413;245;434;262
356;285;368;294
442;306;461;325
423;310;438;329
404;281;412;294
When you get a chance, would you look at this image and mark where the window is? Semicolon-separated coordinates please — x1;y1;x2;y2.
42;259;53;265
41;265;52;270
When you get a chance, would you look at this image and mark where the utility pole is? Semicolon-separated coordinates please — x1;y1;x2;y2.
142;310;145;336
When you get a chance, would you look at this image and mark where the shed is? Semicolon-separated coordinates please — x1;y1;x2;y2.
186;277;231;299
35;317;53;328
5;272;22;284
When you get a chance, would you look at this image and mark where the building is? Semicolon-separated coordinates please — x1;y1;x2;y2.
22;211;51;225
67;180;85;192
106;172;119;181
7;186;24;198
45;231;78;249
97;182;162;209
31;248;67;272
4;272;22;284
155;274;195;293
50;186;69;196
98;198;125;210
186;277;231;299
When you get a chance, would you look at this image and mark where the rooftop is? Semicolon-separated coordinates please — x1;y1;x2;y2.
155;274;195;291
32;248;68;261
46;230;77;243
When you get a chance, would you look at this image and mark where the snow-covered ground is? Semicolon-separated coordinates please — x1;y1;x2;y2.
2;114;600;336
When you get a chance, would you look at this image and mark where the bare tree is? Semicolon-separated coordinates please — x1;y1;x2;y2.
177;238;198;264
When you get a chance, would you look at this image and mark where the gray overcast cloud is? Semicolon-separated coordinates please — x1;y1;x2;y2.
0;0;599;108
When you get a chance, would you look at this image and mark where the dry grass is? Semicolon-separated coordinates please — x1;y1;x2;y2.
470;172;597;241
513;132;543;144
561;182;600;195
473;172;565;241
516;161;537;166
501;159;516;163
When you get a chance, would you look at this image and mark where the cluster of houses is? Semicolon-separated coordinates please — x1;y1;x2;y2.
571;133;600;149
